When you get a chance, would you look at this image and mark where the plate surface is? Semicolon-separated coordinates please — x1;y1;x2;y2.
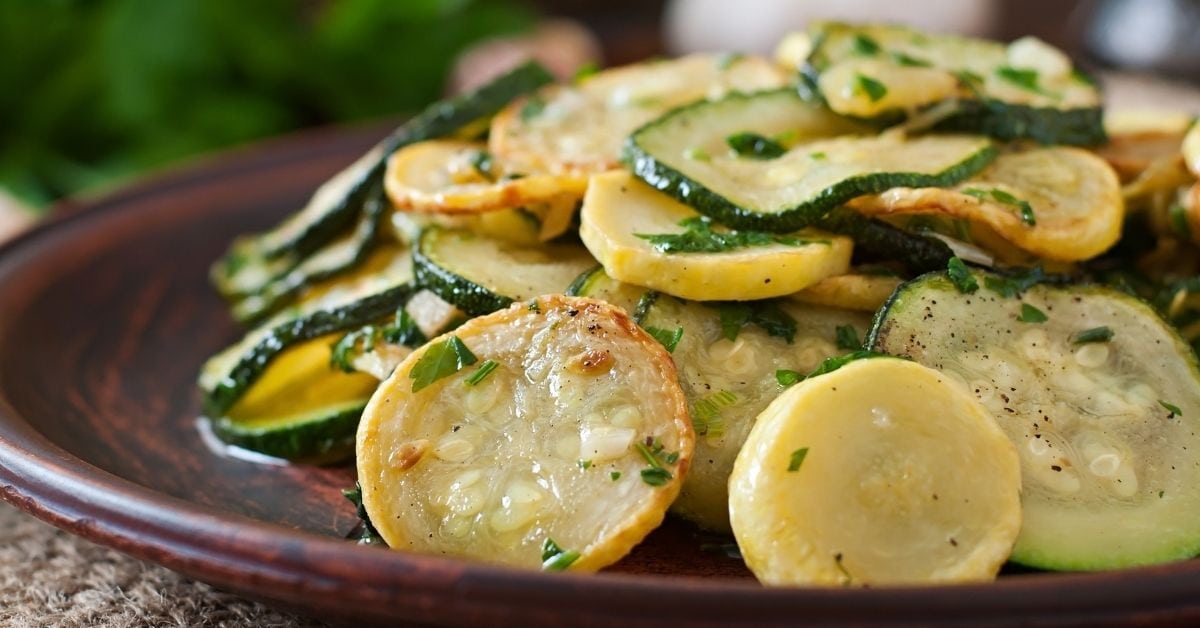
0;123;1198;626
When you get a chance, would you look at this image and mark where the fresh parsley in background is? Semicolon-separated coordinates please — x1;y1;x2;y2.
0;0;535;211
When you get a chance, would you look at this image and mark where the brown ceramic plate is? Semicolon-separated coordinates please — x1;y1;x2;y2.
1;123;1199;627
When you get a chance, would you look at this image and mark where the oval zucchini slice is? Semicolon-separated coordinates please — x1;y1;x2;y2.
580;171;853;301
356;295;693;570
869;270;1200;570
625;88;996;232
790;271;903;312
1185;121;1200;179
796;22;1104;145
383;140;587;214
489;54;787;176
413;228;597;316
730;357;1022;586
849;146;1123;261
640;295;870;531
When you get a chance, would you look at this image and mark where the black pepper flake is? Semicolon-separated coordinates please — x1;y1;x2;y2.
1051;464;1063;472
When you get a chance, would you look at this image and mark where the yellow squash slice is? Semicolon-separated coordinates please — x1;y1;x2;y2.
729;357;1022;586
1097;110;1195;181
1185;121;1200;179
579;171;852;301
489;54;787;175
790;272;903;312
850;146;1123;261
384;140;587;214
357;295;693;571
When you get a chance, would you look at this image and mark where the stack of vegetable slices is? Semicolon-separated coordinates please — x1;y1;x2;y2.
200;22;1200;584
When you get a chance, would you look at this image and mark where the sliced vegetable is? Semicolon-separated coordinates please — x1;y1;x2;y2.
413;228;596;316
1097;110;1195;182
790;271;903;312
625;88;996;232
383;140;587;214
1185;121;1200;179
579;171;852;301
356;295;693;570
869;270;1200;570
814;207;954;273
565;266;650;315
849;146;1123;261
795;22;1104;144
489;54;787;175
729;357;1021;585
640;295;869;531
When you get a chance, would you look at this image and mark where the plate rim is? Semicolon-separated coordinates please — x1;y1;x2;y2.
1;124;1199;626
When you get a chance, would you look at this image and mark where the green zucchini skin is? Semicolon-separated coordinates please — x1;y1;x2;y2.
815;208;954;273
202;281;417;416
413;230;514;317
931;99;1106;146
211;400;365;461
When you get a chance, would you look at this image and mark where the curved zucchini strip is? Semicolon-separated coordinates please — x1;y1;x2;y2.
790;271;903;312
211;61;553;298
413;228;596;316
565;266;650;315
869;270;1200;570
625;88;996;232
795;22;1104;145
489;54;787;176
730;357;1022;585
200;247;416;416
849;146;1123;262
356;295;693;570
814;207;954;273
580;171;852;301
1097;110;1195;182
1185;121;1200;179
383;140;587;214
640;295;869;531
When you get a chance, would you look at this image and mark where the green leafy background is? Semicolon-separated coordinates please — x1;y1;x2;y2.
0;0;534;210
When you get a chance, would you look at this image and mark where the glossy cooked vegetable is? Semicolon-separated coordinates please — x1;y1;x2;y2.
790;271;903;311
356;295;693;570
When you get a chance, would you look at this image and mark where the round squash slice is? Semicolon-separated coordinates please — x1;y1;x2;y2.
729;357;1022;586
356;295;693;571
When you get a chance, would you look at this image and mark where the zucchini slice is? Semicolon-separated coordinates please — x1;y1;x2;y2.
1185;121;1200;179
869;270;1200;570
383;140;587;214
489;54;787;176
579;171;853;301
790;271;903;312
356;295;693;570
625;88;996;232
814;207;954;273
795;22;1104;145
1097;110;1195;182
200;246;415;416
565;266;649;315
413;228;596;316
639;295;870;531
332;289;465;381
849;146;1123;262
729;357;1022;586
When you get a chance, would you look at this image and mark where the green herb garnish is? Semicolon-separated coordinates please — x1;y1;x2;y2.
955;69;984;91
640;467;673;486
577;459;592;470
542;538;581;571
851;34;880;56
776;369;803;387
983;266;1045;298
853;73;888;102
645;325;684;353
693;390;737;437
572;62;599;83
835;325;861;350
464;359;499;386
1160;400;1183;418
342;483;385;546
684;147;711;162
726;131;786;159
946;257;978;294
636;215;824;254
890;51;931;67
995;65;1057;98
409;335;477;392
809;151;827;160
787;447;809;472
331;310;426;372
710;300;798;343
962;187;1036;226
520;95;546;122
1073;326;1114;344
1017;303;1048;323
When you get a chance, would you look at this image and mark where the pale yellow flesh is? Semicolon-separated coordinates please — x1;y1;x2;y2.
850;146;1123;261
790;273;903;312
579;171;852;301
356;295;693;570
729;358;1022;586
384;140;587;214
1184;122;1200;179
1098;110;1195;182
489;54;787;175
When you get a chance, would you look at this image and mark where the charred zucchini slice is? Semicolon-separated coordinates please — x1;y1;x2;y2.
625;88;996;232
639;295;869;531
579;171;853;301
490;54;787;176
413;228;596;316
795;22;1104;145
730;357;1022;585
869;270;1200;570
356;295;693;570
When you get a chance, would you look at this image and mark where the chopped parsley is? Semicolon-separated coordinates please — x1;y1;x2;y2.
946;256;978;294
1073;326;1114;344
542;538;581;571
610;471;622;481
341;483;385;546
572;62;599;83
776;369;803;387
1160;400;1183;418
777;351;894;387
640;467;673;486
635;440;676;486
787;447;809;472
955;69;984;92
726;131;786;159
809;151;827;160
983;266;1045;298
995;65;1057;98
635;215;826;254
463;359;499;387
962;187;1036;226
645;325;684;353
693;390;737;437
468;150;494;180
409;335;477;392
1017;303;1048;323
577;459;592;470
331;310;426;373
853;73;888;102
851;34;880;56
519;95;546;122
890;51;931;67
710;300;798;343
835;325;861;351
